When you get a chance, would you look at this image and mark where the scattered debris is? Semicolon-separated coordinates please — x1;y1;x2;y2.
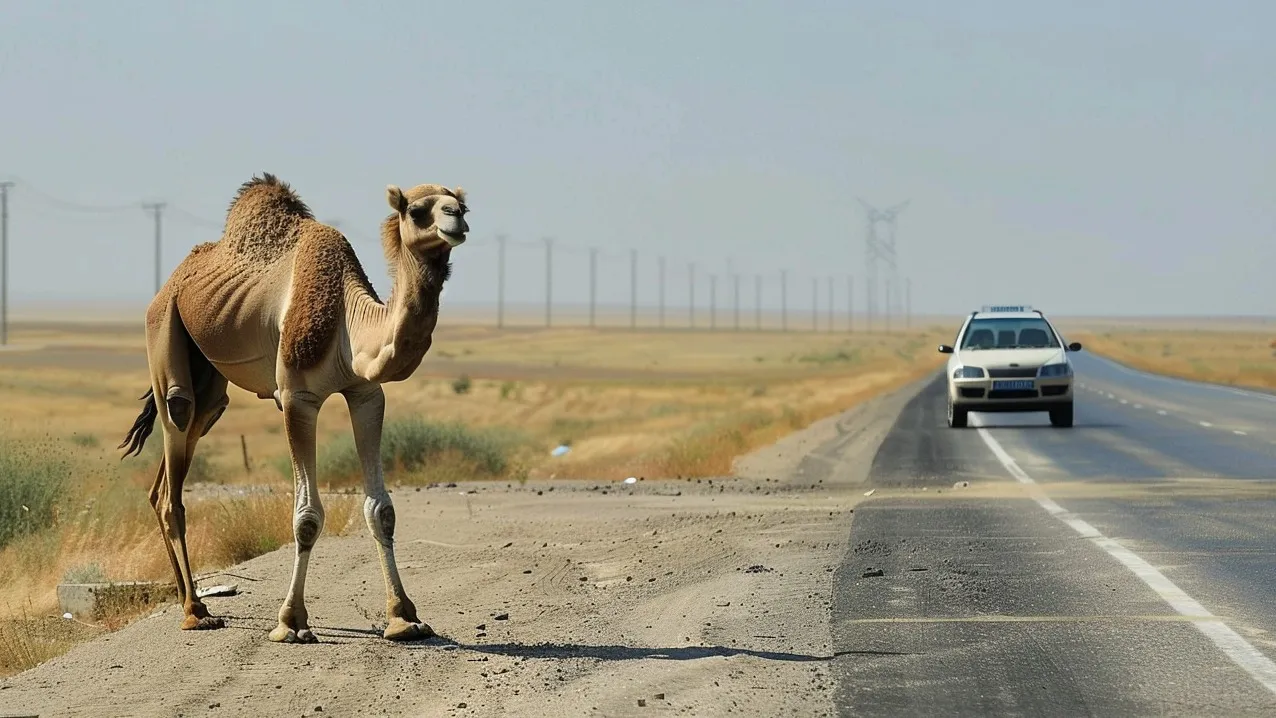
861;567;885;578
624;477;637;484
953;481;970;489
196;584;238;598
742;565;774;574
638;698;647;707
551;444;571;457
863;489;876;497
494;613;509;621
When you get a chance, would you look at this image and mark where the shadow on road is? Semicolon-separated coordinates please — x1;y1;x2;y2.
968;422;1124;431
425;639;922;662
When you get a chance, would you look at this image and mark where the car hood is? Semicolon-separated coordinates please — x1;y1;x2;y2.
954;347;1067;369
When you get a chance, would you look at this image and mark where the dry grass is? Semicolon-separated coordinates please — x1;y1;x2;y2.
0;322;950;486
0;610;105;677
1068;327;1276;390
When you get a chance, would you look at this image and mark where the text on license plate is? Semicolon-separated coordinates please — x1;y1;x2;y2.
993;380;1035;391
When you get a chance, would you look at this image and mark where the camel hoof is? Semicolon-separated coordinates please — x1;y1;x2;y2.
268;624;319;644
180;615;225;631
383;617;434;642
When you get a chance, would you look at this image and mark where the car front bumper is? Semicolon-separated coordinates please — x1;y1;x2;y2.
948;375;1073;412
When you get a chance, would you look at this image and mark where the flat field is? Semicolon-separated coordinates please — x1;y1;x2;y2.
1061;320;1276;391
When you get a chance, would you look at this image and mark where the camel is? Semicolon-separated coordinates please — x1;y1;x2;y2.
118;173;469;643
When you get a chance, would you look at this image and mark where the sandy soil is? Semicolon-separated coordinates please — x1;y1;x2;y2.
0;375;929;717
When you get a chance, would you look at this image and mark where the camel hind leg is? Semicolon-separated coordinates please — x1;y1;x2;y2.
145;296;228;630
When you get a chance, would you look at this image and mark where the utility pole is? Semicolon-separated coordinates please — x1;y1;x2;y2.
811;277;817;331
589;247;598;328
543;237;554;328
733;273;740;331
846;275;854;333
688;263;696;329
629;249;638;330
709;275;717;330
827;276;834;333
143;202;167;296
780;269;788;332
906;277;912;330
885;278;892;333
496;234;507;328
658;256;666;329
0;182;11;346
754;274;762;331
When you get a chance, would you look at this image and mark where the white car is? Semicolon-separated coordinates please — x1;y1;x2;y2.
938;305;1082;428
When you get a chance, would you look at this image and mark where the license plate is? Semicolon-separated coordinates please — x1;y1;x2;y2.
993;380;1035;391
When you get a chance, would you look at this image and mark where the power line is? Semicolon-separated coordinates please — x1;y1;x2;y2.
7;178;138;214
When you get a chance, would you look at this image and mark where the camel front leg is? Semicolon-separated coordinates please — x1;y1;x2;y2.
344;384;433;642
269;389;325;644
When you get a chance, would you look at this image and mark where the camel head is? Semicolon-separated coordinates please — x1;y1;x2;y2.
385;184;469;253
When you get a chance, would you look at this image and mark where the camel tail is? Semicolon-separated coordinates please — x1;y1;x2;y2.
119;388;158;458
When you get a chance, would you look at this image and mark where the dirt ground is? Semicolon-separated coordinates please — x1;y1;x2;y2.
0;371;926;718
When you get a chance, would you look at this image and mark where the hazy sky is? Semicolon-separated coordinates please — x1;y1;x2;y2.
3;1;1272;317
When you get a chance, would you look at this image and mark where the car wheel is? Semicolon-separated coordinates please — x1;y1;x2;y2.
948;400;968;429
1049;404;1073;428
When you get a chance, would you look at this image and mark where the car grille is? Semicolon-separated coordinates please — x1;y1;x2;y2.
987;389;1038;400
988;367;1038;378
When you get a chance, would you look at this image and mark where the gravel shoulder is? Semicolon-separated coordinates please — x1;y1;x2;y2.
0;376;932;718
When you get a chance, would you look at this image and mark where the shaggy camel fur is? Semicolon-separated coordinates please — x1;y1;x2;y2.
119;173;469;643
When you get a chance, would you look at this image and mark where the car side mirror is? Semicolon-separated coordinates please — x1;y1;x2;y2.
1067;342;1083;352
938;344;954;354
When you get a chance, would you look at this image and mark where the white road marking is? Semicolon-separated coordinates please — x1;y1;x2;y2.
1235;430;1248;436
1106;393;1116;399
970;415;1276;694
1200;421;1214;428
1133;404;1143;410
1158;410;1168;416
1119;399;1129;405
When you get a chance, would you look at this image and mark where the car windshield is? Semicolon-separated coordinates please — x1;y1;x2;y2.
960;317;1060;350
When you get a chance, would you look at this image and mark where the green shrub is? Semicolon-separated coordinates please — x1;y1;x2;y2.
277;417;528;487
0;437;72;549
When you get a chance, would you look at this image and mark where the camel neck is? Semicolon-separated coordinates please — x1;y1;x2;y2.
348;247;449;380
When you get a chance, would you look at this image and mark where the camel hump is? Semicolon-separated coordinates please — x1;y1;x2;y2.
221;173;316;260
225;173;315;225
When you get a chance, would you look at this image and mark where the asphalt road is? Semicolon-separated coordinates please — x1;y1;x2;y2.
830;353;1276;717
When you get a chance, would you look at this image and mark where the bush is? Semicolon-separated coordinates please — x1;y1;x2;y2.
452;375;472;395
0;438;72;549
279;417;527;488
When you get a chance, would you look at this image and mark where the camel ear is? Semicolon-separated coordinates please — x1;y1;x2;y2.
452;186;467;204
386;185;407;214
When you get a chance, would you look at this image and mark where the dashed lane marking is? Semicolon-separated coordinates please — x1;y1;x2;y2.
971;414;1276;695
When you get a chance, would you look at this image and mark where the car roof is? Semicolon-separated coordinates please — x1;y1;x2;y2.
970;312;1043;320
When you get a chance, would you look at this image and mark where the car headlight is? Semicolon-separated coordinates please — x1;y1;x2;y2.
953;366;986;379
1038;363;1072;378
